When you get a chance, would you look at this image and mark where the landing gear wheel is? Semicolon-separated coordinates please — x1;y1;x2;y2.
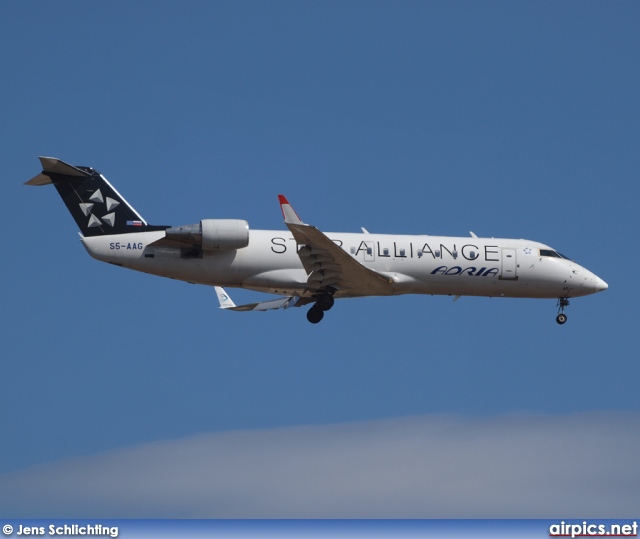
315;294;335;311
556;313;567;325
556;297;570;325
307;306;324;324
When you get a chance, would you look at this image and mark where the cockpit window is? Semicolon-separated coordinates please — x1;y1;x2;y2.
539;249;573;260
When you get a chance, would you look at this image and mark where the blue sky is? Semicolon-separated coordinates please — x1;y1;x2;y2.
1;1;639;517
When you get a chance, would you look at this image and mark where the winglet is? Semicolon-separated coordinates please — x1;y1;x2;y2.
278;195;304;225
215;286;237;309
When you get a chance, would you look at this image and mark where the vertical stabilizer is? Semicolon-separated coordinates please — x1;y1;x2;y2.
25;157;167;236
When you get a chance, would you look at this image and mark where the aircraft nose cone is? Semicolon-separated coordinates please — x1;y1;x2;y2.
594;277;608;293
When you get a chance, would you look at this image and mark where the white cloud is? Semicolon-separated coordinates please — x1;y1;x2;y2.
1;412;638;518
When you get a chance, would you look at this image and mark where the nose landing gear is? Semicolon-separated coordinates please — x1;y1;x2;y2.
556;298;570;325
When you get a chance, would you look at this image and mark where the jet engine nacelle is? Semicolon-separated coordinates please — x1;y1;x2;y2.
165;219;249;250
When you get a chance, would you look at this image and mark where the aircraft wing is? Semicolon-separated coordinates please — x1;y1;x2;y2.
215;286;309;311
278;196;394;296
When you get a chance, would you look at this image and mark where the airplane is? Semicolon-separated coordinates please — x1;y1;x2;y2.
26;157;608;325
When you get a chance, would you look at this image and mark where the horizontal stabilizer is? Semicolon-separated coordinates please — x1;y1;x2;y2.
25;157;90;186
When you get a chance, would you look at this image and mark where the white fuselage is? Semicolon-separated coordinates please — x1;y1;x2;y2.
81;229;607;301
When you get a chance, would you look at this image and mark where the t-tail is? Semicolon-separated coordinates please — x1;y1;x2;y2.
25;157;167;236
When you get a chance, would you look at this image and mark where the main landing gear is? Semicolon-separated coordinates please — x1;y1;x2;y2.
306;292;335;324
556;298;570;325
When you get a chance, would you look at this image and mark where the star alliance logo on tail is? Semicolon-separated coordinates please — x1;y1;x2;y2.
78;189;120;228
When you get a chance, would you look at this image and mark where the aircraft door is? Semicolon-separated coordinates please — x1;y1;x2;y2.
363;241;375;262
501;248;517;280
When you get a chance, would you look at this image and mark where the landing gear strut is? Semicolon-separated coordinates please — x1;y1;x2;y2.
556;298;570;325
